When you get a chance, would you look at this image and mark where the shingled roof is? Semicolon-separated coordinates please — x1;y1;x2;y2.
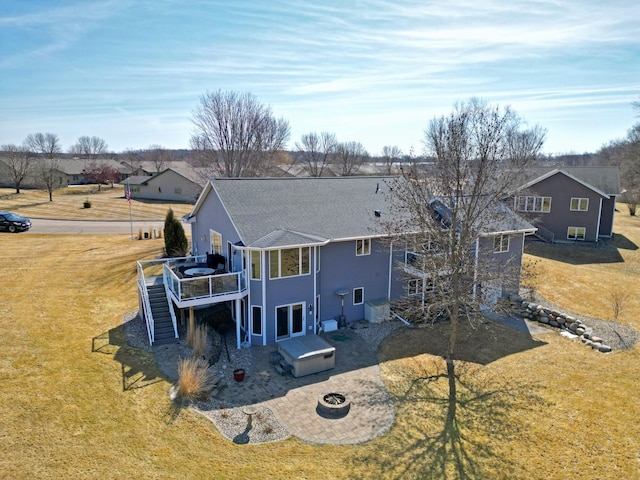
205;176;394;248
193;176;536;249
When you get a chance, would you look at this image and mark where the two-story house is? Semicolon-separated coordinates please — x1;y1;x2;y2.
515;166;620;243
136;176;536;348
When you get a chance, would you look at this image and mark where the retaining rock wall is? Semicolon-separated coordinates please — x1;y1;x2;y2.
500;294;612;353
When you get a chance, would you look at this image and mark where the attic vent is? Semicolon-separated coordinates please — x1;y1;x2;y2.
375;182;380;194
374;210;382;217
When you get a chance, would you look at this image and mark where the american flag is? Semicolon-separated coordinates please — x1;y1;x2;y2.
126;185;131;204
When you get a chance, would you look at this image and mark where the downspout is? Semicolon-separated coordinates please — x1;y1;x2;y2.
596;198;602;240
262;250;267;346
313;245;318;334
608;196;616;237
387;241;393;299
245;249;251;346
235;298;241;349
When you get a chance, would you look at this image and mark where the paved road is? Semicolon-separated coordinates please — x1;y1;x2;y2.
23;218;168;235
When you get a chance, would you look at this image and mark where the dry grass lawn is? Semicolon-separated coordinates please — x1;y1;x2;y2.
0;186;193;221
0;196;638;479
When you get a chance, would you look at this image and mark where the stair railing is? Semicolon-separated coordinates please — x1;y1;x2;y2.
137;262;155;345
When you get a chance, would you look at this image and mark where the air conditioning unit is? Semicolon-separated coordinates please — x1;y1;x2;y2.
364;298;390;324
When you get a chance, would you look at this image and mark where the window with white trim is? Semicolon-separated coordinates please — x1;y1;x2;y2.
269;247;311;279
356;239;371;256
567;227;586;241
407;278;435;296
250;250;261;280
210;230;223;255
353;287;364;305
251;306;262;335
493;234;510;253
517;196;551;213
570;197;589;211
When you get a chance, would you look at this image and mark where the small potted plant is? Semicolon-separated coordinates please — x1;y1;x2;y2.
233;368;245;382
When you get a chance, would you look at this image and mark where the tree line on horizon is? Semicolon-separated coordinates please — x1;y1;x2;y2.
1;91;639;208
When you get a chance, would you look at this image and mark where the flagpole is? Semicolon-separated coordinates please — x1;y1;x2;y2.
127;178;133;240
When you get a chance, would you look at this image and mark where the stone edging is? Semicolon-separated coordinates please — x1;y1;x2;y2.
500;294;613;353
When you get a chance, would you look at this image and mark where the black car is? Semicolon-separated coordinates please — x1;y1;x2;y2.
0;211;32;232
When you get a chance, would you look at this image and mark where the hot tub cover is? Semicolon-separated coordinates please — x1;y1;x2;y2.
278;335;335;360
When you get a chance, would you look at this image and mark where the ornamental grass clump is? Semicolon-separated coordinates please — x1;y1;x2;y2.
175;357;214;402
192;324;209;358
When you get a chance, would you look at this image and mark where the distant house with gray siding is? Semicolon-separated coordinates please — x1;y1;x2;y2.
514;167;620;243
122;165;204;203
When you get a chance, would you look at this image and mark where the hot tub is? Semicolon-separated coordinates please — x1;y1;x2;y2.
277;335;336;378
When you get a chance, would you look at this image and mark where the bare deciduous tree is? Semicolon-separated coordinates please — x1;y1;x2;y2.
1;144;32;193
295;132;337;177
35;158;62;202
334;141;369;176
69;136;108;159
384;98;546;418
381;145;402;174
24;132;62;159
190;90;290;178
142;144;173;173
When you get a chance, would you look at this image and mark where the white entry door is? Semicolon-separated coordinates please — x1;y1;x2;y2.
276;303;305;341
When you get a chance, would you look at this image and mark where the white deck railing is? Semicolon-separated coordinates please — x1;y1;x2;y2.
163;264;247;304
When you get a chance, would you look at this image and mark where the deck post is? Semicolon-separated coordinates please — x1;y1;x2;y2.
235;298;241;349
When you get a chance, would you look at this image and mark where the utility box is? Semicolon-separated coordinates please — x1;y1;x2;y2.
364;298;390;324
321;319;338;332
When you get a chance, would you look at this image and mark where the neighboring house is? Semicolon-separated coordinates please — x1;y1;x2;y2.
122;165;204;203
136;176;535;348
0;157;125;188
514;166;621;243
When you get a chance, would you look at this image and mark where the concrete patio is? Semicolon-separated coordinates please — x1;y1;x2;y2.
158;326;398;445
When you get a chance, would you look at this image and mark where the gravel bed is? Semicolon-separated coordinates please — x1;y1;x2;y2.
121;310;403;444
527;292;639;350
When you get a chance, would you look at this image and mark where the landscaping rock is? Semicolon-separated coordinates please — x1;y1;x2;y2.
576;327;586;335
550;320;559;328
591;336;603;344
598;344;612;353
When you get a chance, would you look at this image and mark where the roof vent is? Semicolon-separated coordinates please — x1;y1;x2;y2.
374;210;382;217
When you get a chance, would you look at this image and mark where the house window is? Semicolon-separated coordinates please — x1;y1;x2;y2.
210;230;223;255
353;287;364;305
251;306;262;335
567;227;586;241
356;239;371;256
517;196;551;213
407;278;421;296
570;198;589;211
407;278;434;296
269;247;311;279
250;250;261;280
493;234;510;253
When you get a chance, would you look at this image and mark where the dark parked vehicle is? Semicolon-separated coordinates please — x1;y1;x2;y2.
0;211;31;232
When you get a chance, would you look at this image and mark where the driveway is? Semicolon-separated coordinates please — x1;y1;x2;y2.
24;218;168;234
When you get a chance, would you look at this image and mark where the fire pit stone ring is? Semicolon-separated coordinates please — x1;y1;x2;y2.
317;392;351;418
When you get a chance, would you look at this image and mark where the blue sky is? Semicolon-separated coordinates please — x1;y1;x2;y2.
1;0;639;156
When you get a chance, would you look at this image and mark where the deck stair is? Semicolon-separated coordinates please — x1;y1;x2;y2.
147;284;177;345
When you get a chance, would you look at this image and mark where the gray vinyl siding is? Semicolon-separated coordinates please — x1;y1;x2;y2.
599;196;616;237
477;233;525;293
526;174;603;242
261;249;316;343
191;188;242;257
317;239;390;325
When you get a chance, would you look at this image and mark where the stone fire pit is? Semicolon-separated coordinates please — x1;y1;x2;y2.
317;392;351;418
